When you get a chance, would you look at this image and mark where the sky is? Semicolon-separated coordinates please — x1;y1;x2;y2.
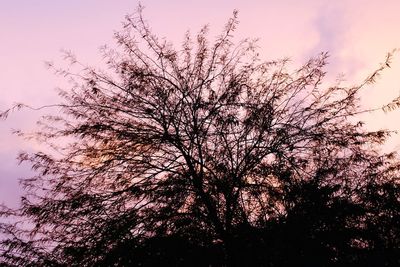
1;0;400;207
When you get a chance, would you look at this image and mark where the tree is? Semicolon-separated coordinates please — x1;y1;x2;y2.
1;7;399;267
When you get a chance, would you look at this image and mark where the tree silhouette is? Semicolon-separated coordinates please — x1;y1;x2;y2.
1;8;399;267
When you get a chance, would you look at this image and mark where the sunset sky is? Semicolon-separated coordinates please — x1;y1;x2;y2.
1;0;400;207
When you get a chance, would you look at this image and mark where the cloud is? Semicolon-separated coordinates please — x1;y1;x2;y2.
2;0;400;207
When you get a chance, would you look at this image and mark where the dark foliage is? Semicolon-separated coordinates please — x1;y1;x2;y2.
1;7;399;266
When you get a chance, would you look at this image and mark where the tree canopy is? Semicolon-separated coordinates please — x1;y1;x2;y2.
1;8;399;267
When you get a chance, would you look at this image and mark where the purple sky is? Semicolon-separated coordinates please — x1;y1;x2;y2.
2;0;400;207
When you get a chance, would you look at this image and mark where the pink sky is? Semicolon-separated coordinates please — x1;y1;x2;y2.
1;0;400;207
